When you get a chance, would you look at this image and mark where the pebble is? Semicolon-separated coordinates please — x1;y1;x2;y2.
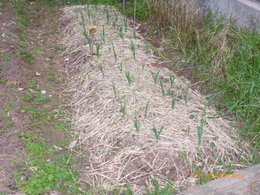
68;140;77;149
41;90;47;94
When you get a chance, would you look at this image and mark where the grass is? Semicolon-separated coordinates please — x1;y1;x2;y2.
22;93;50;105
117;0;260;153
17;49;35;64
15;133;81;195
145;179;177;195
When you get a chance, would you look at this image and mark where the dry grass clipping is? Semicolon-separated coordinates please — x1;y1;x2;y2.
60;5;247;194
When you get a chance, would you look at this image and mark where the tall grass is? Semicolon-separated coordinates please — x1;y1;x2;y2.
119;0;260;151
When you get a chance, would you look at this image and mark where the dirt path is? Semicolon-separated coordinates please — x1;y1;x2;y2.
0;1;80;194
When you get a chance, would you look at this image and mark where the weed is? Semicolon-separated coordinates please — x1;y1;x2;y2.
27;80;39;90
56;121;71;131
16;134;80;194
17;49;35;64
22;93;50;105
2;54;11;62
145;179;177;195
0;80;7;85
47;71;61;83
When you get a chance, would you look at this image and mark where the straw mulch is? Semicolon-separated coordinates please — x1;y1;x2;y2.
60;5;246;194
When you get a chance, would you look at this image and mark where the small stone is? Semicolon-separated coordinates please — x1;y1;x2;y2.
28;89;37;93
41;90;47;94
54;145;62;151
18;88;24;91
64;58;69;62
68;140;77;149
30;166;38;171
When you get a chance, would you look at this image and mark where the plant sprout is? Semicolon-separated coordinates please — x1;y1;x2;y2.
182;88;188;104
167;89;174;96
118;62;123;72
106;9;110;24
198;108;206;148
152;125;164;140
112;20;116;29
96;43;100;57
111;42;117;61
145;100;150;116
112;82;117;98
102;25;106;42
134;120;141;132
151;70;160;84
119;26;124;40
171;97;176;109
170;75;175;87
98;63;104;77
160;79;165;96
124;18;128;31
125;71;133;85
130;40;136;59
120;96;127;117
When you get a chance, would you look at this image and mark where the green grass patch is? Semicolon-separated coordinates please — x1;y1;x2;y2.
15;133;81;194
22;93;50;105
17;49;35;64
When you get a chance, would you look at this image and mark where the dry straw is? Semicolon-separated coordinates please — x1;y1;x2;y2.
61;5;245;194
